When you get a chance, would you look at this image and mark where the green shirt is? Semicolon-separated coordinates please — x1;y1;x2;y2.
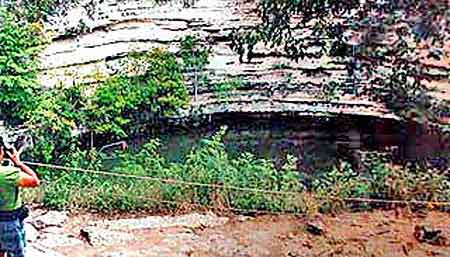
0;166;21;211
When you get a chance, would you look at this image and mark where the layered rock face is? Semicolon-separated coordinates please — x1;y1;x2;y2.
38;0;449;121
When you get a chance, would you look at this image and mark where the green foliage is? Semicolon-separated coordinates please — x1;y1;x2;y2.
179;35;210;72
8;0;76;22
313;162;362;199
0;8;45;124
86;48;189;139
12;1;196;24
0;35;189;162
86;75;140;139
320;81;340;101
179;35;211;100
26;85;86;162
214;78;243;100
272;62;291;70
21;47;190;164
0;5;198;167
38;128;305;212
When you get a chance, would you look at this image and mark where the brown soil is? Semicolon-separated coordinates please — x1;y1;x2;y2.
55;209;450;257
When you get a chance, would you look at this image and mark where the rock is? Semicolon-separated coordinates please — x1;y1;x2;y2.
32;211;69;229
27;208;48;221
155;20;189;31
80;227;135;247
414;225;449;246
305;216;326;236
24;223;39;243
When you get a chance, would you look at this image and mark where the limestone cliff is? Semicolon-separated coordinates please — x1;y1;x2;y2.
38;0;449;121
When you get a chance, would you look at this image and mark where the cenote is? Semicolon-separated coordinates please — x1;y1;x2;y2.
127;112;450;172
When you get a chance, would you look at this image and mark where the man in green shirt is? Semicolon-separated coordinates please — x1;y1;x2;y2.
0;145;40;257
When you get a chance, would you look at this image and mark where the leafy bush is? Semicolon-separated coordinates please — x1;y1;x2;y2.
85;49;189;139
26;84;86;162
37;128;305;212
179;35;210;72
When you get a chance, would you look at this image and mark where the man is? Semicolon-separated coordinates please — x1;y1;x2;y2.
0;145;40;257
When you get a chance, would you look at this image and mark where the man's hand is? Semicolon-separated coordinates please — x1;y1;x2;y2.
5;148;21;166
4;147;41;188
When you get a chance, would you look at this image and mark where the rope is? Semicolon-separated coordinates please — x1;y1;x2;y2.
23;161;300;196
23;161;450;208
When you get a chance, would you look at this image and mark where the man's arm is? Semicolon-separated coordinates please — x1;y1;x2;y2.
6;150;40;188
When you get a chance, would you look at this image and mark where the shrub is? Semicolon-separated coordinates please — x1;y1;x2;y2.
85;48;189;140
38;128;305;212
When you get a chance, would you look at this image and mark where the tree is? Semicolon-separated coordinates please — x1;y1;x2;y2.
0;8;45;124
231;0;449;124
179;35;211;102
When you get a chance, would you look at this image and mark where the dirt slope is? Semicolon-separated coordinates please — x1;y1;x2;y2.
33;209;450;257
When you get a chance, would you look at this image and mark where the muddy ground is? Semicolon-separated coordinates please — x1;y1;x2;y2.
26;208;450;257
